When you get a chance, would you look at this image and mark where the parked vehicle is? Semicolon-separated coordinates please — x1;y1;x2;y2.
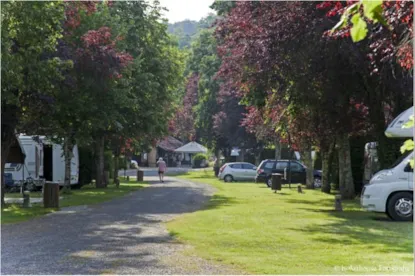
361;106;413;221
361;151;413;221
5;135;79;189
218;162;257;182
255;159;322;187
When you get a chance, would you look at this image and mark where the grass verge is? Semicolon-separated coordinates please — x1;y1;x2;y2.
167;171;414;275
1;181;147;224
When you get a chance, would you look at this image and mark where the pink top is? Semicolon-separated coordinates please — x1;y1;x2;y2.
157;160;167;172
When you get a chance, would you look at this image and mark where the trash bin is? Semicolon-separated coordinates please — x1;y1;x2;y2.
43;182;59;208
137;170;144;182
272;173;282;192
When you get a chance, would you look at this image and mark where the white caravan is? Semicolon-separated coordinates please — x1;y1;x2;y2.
4;135;79;187
361;106;414;221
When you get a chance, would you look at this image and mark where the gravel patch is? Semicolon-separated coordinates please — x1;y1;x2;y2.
1;176;243;275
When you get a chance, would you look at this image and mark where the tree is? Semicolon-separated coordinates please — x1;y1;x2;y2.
322;0;414;168
214;1;383;197
1;1;67;206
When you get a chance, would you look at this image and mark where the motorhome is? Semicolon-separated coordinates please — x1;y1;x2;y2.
4;135;79;188
361;106;414;221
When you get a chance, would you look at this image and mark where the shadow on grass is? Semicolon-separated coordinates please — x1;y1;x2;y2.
286;197;413;256
289;216;413;255
203;194;239;210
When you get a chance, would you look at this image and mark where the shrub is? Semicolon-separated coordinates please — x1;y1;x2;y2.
192;153;208;168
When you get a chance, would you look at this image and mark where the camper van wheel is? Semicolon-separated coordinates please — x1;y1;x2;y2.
387;192;413;221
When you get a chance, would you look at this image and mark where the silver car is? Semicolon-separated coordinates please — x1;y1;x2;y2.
218;162;257;182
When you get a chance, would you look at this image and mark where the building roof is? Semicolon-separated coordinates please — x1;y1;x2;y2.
174;141;208;154
157;136;183;152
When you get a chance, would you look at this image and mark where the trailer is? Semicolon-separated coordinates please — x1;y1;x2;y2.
4;135;79;188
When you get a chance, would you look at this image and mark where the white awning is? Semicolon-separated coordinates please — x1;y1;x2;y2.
174;142;208;154
385;106;414;138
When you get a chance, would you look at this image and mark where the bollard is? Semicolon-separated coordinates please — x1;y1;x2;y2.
297;185;303;193
23;191;31;208
271;173;282;193
335;195;343;211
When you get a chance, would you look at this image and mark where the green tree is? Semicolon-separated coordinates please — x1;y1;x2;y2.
1;1;67;206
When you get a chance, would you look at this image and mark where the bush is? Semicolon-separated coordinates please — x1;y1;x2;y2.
192;153;208;168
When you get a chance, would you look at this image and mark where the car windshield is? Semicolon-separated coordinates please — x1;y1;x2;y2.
388;151;412;169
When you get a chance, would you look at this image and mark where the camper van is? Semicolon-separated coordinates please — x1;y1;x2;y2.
361;106;414;221
5;135;79;188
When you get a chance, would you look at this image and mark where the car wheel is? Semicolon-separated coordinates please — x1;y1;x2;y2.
266;177;272;187
386;192;413;221
224;175;233;183
313;177;322;188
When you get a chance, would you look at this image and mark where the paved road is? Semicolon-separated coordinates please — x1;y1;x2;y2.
1;177;242;275
119;167;211;178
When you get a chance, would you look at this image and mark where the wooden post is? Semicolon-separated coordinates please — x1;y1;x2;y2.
43;183;59;208
335;195;343;211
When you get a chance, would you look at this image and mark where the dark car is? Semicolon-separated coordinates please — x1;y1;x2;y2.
256;159;322;187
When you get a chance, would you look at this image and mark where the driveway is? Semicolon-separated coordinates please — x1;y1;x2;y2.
1;177;242;275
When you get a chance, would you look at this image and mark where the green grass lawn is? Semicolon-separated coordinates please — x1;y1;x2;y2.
1;181;147;224
167;171;414;275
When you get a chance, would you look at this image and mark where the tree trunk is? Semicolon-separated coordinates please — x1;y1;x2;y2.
113;153;119;184
95;136;105;188
274;138;281;159
321;143;335;194
254;143;263;166
301;146;314;189
63;138;74;193
240;148;245;162
1;125;16;207
337;134;355;199
337;140;344;192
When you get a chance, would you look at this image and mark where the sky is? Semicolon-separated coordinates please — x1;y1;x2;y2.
157;0;216;23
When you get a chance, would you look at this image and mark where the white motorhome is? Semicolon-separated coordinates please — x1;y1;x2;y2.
5;135;79;188
361;106;414;221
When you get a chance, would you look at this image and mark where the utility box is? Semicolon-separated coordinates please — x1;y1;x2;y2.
43;182;59;208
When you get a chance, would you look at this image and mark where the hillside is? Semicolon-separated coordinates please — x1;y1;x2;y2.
167;14;217;49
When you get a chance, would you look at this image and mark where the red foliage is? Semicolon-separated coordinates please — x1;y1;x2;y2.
64;1;113;32
64;1;98;30
215;1;372;152
76;27;133;80
170;73;199;140
319;0;413;71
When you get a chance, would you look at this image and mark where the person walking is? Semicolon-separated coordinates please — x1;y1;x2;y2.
156;157;167;183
